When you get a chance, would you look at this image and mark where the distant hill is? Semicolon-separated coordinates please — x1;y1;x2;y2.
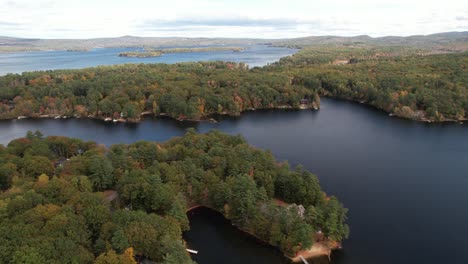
272;32;468;49
0;35;269;52
0;31;466;52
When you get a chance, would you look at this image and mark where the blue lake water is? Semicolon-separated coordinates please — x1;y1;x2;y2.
0;45;296;75
1;98;467;264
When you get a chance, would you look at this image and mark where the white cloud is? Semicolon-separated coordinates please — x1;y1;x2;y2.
0;0;466;38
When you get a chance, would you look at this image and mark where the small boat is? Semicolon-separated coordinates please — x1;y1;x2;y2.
104;117;112;122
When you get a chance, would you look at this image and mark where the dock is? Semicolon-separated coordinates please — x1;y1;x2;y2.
186;249;198;254
298;255;309;264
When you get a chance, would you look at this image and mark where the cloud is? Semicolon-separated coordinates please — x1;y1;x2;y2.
136;17;322;37
0;20;23;26
4;0;19;7
148;27;211;32
141;17;311;28
0;0;467;38
0;20;27;31
138;16;326;31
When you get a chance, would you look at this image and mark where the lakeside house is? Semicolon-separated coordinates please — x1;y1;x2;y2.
300;98;310;109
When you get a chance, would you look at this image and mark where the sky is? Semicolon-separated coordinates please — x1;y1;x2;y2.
0;0;467;39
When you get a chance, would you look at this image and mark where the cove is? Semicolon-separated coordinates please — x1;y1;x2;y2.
0;98;467;264
184;207;297;264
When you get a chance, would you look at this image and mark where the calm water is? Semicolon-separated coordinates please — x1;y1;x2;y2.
0;45;296;75
185;207;291;264
0;98;467;264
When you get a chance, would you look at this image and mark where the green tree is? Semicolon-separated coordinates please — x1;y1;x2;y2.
88;155;114;190
22;155;54;177
228;175;258;226
168;193;189;231
12;248;47;264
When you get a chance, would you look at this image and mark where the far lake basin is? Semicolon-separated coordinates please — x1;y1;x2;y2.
0;45;296;75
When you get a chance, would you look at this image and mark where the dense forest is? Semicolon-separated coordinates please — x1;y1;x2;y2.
0;130;348;263
272;46;468;121
0;45;466;122
0;61;319;121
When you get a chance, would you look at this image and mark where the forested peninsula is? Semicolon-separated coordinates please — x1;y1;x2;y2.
0;130;348;263
0;45;466;122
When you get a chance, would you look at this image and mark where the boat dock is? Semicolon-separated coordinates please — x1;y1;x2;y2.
298;255;309;264
186;249;198;254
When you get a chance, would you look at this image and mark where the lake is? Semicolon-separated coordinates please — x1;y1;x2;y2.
0;98;467;264
0;45;296;75
184;206;292;264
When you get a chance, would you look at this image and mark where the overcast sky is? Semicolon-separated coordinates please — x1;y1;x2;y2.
1;0;467;39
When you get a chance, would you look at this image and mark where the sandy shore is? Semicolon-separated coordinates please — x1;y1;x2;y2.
290;242;331;262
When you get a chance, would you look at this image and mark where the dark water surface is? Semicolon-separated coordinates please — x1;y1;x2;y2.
0;98;467;264
184;207;291;264
0;45;296;75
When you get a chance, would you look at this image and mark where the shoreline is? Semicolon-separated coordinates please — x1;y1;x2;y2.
290;240;341;263
186;205;340;262
3;104;319;124
290;243;331;263
4;99;466;124
319;96;467;124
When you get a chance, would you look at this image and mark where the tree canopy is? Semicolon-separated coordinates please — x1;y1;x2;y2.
0;130;349;263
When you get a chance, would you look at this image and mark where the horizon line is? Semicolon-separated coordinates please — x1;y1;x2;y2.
1;30;467;41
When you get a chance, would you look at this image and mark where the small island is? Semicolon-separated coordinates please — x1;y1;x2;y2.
118;47;244;58
66;48;90;52
118;50;163;58
159;46;244;53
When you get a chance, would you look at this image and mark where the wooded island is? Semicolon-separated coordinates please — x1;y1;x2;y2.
118;51;163;58
119;47;244;58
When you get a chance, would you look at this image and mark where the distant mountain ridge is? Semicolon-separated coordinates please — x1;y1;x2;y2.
272;31;468;48
0;31;466;52
0;35;270;52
